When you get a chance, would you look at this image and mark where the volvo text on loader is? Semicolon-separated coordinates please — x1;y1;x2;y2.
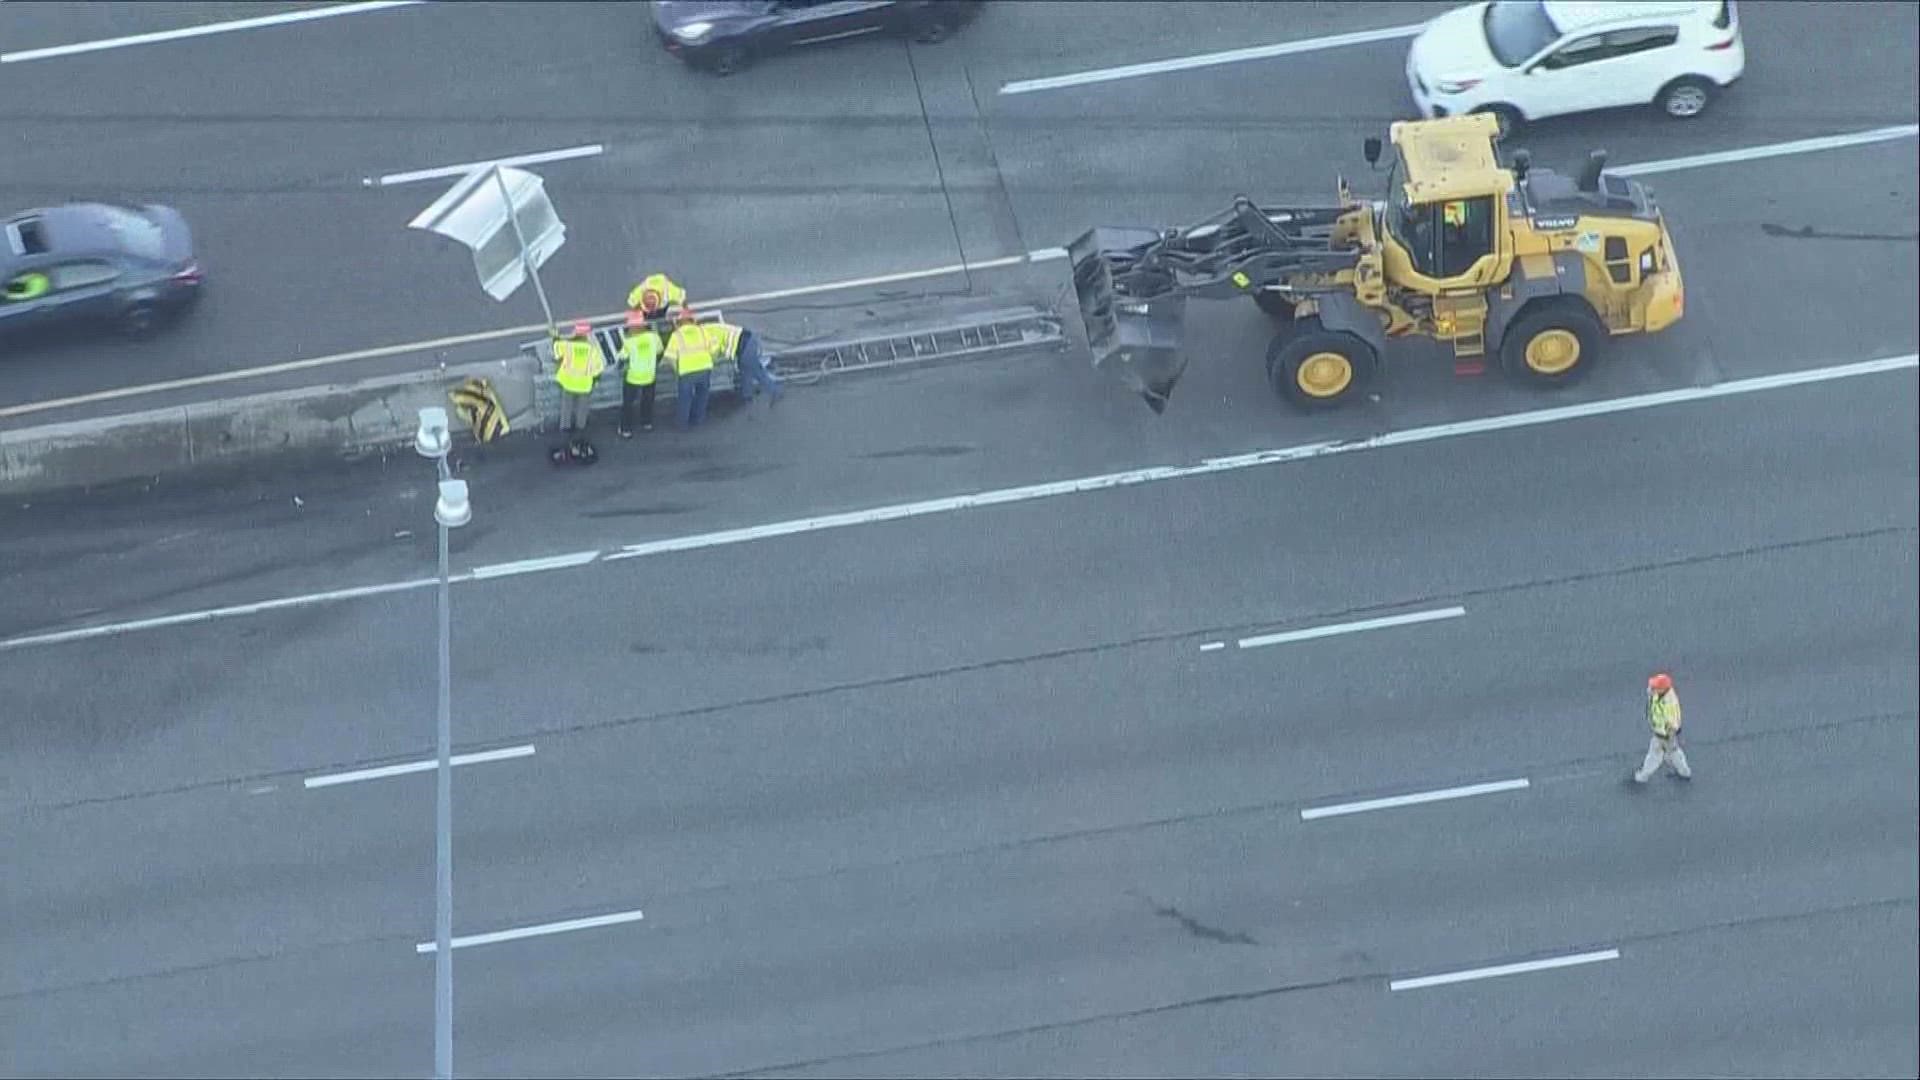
1068;112;1685;413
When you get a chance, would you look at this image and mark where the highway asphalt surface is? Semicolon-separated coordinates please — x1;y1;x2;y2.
0;1;1914;413
2;2;1918;1077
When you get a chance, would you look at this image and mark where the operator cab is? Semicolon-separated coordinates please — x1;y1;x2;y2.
1371;114;1511;284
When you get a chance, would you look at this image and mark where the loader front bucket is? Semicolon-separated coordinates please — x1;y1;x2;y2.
1068;227;1190;414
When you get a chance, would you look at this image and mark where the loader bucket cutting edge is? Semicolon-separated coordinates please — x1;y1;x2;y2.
1068;227;1192;414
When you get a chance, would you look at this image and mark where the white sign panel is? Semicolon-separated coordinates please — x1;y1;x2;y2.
409;166;566;302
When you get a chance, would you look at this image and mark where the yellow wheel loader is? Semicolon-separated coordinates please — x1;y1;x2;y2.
1068;112;1685;413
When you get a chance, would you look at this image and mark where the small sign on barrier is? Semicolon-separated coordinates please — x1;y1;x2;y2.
449;377;510;443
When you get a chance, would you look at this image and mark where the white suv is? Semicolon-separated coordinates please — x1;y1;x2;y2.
1406;1;1746;133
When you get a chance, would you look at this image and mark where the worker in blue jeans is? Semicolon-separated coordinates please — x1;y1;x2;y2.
663;308;715;428
707;318;782;407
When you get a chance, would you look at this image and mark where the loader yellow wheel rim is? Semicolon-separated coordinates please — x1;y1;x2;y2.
1524;329;1581;374
1297;352;1354;397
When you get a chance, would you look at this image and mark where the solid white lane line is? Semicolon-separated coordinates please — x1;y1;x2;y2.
1;123;1908;422
470;550;601;580
1301;778;1529;821
2;354;1912;654
0;577;448;652
366;144;605;188
303;745;536;790
1389;948;1620;992
0;1;424;64
415;907;646;953
1613;124;1920;177
1236;606;1465;651
999;23;1425;95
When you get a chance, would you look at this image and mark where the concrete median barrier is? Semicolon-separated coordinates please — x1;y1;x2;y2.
0;354;540;497
0;302;1066;498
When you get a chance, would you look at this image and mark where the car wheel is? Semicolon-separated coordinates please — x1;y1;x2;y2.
120;302;160;337
1472;104;1523;139
1498;300;1604;387
1656;76;1715;119
709;45;750;75
1266;317;1378;411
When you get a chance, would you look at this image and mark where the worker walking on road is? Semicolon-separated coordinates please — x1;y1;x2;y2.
1634;672;1692;783
706;316;783;407
619;311;664;438
553;320;606;435
663;307;715;429
627;272;686;320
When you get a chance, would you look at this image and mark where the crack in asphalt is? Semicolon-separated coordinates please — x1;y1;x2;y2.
1129;890;1259;946
1761;223;1920;242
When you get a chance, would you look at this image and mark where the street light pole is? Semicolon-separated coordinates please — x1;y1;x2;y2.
416;408;471;1080
433;458;454;1080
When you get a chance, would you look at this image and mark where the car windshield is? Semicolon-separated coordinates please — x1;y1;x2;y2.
97;206;167;260
1483;0;1562;67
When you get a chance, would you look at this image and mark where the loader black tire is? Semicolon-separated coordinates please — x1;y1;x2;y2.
1498;300;1604;388
1253;291;1296;319
1266;318;1377;411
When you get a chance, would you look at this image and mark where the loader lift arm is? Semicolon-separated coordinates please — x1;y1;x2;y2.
1070;196;1365;411
1081;196;1362;301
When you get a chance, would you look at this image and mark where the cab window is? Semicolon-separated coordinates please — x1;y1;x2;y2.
1437;197;1495;277
1391;194;1495;280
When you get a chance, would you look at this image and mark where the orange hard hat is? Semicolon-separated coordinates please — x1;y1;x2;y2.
1648;672;1673;692
570;320;593;338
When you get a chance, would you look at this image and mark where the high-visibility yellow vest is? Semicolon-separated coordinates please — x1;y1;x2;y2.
626;273;686;313
665;323;714;375
703;321;744;361
1648;691;1682;738
552;336;605;393
623;328;661;386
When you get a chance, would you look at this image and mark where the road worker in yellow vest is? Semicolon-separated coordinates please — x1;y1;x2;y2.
627;272;685;319
663;307;716;428
552;320;606;435
705;317;784;408
619;310;665;438
1634;672;1692;782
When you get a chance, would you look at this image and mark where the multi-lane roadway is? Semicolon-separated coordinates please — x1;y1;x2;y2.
1;1;1912;411
2;1;1916;1076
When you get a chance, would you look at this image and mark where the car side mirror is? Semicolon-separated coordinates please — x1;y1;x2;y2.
1363;137;1382;167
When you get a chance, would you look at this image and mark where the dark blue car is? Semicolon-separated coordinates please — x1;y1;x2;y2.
653;0;983;74
1;202;202;345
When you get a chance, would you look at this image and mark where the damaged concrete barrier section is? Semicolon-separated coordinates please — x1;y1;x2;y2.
0;353;541;498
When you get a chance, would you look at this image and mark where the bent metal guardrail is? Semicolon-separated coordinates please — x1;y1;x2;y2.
522;306;1065;427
